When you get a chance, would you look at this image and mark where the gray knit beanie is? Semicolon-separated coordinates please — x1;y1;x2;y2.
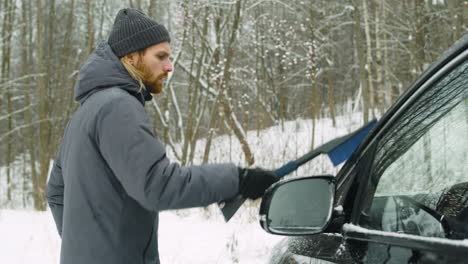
108;8;170;58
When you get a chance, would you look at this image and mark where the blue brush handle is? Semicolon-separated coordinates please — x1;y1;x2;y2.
273;161;298;178
220;119;377;222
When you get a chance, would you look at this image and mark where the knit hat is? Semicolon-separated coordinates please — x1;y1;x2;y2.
108;8;170;58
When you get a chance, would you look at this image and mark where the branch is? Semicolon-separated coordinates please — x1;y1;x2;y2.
176;61;218;97
0;73;46;89
151;99;183;161
0;117;62;142
246;0;294;11
0;104;35;122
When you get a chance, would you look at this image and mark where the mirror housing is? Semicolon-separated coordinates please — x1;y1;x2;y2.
259;175;335;235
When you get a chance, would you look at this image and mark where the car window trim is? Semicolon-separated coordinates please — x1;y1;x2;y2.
343;224;468;257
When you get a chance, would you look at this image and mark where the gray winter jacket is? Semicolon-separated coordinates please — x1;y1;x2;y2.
45;41;239;264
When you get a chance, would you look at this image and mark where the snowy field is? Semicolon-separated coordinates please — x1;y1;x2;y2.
0;207;283;263
0;113;366;263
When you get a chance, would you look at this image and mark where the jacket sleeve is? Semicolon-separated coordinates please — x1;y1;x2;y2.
45;157;64;237
96;95;240;211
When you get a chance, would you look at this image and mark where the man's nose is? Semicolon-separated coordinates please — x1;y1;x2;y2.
164;61;173;73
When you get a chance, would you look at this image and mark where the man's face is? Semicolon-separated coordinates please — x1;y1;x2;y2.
134;41;173;94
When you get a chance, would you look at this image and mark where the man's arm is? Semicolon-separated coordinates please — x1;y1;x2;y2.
45;158;64;237
97;95;239;211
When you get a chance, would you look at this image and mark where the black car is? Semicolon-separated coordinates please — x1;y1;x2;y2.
259;34;468;264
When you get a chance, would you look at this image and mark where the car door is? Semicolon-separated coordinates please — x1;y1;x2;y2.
341;37;468;263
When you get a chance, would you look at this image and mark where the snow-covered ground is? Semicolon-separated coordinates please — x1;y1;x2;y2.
0;207;283;264
0;113;366;263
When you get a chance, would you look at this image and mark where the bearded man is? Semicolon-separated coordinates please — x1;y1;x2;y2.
45;8;277;264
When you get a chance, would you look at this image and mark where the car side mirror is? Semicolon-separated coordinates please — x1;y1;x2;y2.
259;175;335;235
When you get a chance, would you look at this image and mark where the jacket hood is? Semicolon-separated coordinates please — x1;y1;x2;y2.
74;41;152;104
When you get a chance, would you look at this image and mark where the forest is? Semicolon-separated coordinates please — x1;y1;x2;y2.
0;0;465;210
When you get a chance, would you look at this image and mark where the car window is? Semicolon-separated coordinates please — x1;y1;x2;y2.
359;60;468;240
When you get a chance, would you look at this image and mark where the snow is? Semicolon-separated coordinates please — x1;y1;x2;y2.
0;208;283;264
159;208;283;263
333;205;344;214
0;210;60;263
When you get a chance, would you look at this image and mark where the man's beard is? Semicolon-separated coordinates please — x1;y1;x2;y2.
135;61;168;94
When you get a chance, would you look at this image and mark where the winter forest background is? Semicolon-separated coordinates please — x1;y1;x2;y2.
0;0;466;211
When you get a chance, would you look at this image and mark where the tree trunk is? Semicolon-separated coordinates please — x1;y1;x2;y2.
36;0;50;211
97;0;106;41
203;0;254;165
457;1;466;41
202;100;221;164
20;0;33;207
220;0;254;165
423;134;432;184
382;1;391;106
56;0;75;132
181;31;198;165
46;0;55;95
328;66;336;127
412;0;425;77
307;3;320;150
148;0;156;17
6;91;12;201
135;0;142;9
447;0;464;42
203;6;223;164
255;9;262;135
362;0;375;118
187;8;211;165
85;0;95;56
278;57;287;131
254;7;270;135
45;0;57;154
2;0;14;201
353;0;369;123
375;0;384;115
310;77;318;150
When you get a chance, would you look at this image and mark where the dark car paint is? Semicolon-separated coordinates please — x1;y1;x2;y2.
268;35;468;264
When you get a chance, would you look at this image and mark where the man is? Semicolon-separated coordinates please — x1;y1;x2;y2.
45;8;277;264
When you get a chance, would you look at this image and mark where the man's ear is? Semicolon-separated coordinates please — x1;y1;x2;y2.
123;52;138;66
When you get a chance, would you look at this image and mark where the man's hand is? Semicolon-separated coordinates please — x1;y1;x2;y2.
238;168;279;200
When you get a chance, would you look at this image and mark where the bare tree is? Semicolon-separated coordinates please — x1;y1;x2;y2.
202;0;255;165
375;0;384;115
36;0;51;211
353;0;369;123
20;0;35;207
362;0;376;119
85;0;95;56
1;0;15;201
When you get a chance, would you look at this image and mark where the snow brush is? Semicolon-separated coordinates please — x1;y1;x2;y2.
219;119;378;222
